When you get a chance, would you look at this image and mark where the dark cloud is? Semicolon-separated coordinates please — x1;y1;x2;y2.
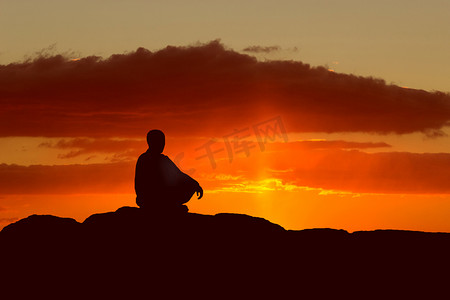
39;138;390;161
188;141;450;195
0;163;135;194
0;40;449;139
282;140;391;150
293;151;450;194
263;145;450;194
242;45;281;53
40;138;146;160
1;144;449;195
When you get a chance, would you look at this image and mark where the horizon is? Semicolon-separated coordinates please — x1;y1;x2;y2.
1;1;450;233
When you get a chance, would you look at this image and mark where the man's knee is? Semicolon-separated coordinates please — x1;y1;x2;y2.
136;196;145;208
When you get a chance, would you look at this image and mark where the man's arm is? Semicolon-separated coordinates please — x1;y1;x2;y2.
195;184;203;199
164;156;203;199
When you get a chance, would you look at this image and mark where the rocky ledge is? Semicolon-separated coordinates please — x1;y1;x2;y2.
1;207;449;298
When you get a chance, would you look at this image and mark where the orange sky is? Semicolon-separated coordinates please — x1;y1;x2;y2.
1;42;450;232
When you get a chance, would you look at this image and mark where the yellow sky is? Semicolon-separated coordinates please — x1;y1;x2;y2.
1;0;450;92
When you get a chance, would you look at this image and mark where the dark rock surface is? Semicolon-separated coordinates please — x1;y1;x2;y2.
1;207;449;298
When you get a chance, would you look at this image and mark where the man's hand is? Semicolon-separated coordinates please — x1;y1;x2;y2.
196;185;203;199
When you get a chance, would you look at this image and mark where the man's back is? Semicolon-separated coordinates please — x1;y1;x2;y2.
135;150;200;210
134;129;203;212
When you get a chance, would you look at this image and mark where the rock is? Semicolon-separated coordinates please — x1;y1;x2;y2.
1;207;450;298
1;214;80;244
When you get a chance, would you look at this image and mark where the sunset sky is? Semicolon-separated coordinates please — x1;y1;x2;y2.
1;0;450;232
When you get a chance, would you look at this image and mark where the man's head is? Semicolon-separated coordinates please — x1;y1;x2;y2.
147;129;165;154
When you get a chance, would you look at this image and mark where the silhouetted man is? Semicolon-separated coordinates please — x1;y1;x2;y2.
135;129;203;213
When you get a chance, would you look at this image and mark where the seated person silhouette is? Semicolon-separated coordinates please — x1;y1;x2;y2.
135;129;203;214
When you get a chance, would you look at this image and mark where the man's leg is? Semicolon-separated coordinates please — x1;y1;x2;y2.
179;182;197;205
136;196;145;208
166;182;196;206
